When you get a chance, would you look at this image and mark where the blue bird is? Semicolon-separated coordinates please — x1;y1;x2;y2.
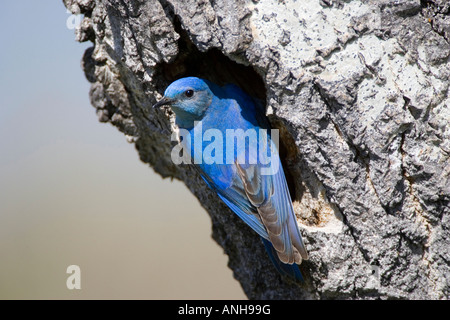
153;77;308;281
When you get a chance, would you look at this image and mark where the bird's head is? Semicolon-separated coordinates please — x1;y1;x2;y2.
153;77;213;128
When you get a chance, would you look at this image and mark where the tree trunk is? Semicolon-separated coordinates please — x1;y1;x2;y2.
63;0;449;299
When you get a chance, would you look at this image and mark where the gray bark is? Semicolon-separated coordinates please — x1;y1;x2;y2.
64;0;450;299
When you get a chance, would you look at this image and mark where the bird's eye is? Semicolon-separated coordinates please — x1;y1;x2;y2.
185;90;194;98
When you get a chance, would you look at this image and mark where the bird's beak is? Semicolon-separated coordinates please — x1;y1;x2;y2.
152;96;173;109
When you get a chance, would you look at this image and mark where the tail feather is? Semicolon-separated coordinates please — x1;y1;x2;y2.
261;237;304;282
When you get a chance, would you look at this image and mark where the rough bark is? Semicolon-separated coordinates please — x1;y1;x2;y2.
63;0;449;299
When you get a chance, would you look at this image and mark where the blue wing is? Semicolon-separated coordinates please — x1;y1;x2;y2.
197;167;268;238
198;148;308;265
201;165;306;282
233;156;308;265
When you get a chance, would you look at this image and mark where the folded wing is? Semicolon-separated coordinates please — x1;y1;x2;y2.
201;155;308;265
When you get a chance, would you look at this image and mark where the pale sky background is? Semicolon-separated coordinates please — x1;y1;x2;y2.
0;1;245;299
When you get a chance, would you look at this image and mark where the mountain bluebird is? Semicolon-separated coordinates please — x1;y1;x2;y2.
153;77;308;281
